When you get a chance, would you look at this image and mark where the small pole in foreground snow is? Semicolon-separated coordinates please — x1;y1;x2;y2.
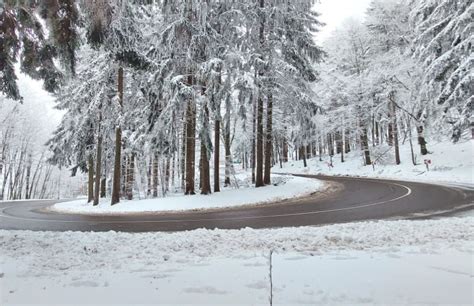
269;249;273;306
424;159;431;171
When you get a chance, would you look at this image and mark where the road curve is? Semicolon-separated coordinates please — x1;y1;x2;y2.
0;175;473;232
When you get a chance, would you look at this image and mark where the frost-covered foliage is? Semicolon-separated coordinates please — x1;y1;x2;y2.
313;0;472;172
3;0;471;203
0;74;83;200
410;0;473;141
42;0;324;200
0;0;80;100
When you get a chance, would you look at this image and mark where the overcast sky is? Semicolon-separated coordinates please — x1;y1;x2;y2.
315;0;372;42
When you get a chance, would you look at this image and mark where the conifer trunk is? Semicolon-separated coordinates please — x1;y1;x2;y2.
336;131;342;154
416;123;428;155
224;99;232;187
100;177;106;198
388;114;394;146
200;142;211;195
408;118;417;165
181;122;186;192
318;136;323;161
24;155;31;199
88;154;94;203
282;137;288;163
390;95;401;165
251;94;257;184
147;156;152;196
344;130;351;153
341;128;345;163
126;153;135;200
185;76;196;195
213;69;221;192
153;153;159;197
93;134;102;206
255;0;265;188
328;133;334;157
264;93;273;185
111;66;123;205
200;96;211;195
214;119;220;192
300;146;307;167
360;125;372;165
164;157;170;193
256;94;264;187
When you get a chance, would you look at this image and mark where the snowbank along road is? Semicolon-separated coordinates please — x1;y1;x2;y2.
0;175;472;232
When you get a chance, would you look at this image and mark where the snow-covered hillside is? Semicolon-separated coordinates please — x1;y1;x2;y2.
276;140;473;185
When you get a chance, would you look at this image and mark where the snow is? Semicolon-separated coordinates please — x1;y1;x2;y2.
275;139;473;185
49;175;324;215
1;216;472;305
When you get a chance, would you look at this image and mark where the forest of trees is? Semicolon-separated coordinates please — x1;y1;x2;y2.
0;0;472;202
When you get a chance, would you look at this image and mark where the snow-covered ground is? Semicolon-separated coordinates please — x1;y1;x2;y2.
276;139;473;185
1;216;472;305
50;175;324;215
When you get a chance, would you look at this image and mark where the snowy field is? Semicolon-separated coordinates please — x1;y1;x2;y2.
1;216;472;305
50;175;324;215
276;140;473;185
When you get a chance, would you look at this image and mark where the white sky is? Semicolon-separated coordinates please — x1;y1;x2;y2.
314;0;372;42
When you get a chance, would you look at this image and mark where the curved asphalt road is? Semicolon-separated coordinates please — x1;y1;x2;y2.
0;175;473;232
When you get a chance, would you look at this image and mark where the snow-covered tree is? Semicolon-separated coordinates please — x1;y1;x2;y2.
410;0;473;141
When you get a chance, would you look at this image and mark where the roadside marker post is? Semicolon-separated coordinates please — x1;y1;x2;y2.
424;159;431;171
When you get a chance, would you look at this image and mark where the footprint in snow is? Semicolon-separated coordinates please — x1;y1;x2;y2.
69;280;99;287
183;286;227;295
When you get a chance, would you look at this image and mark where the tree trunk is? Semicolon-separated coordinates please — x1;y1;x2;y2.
390;95;401;165
100;177;106;198
111;66;123;205
214;118;220;192
375;120;380;146
200;101;211;195
224;98;232;187
153;153;159;197
93;134;102;206
88;154;94;203
25;155;32;199
185;76;196;195
335;131;342;154
264;93;273;185
255;0;265;188
171;152;176;189
147;156;152;196
300;146;307;167
306;143;311;159
282;137;288;163
387;115;394;146
360;125;371;165
251;94;257;184
200;143;211;195
328;134;334;157
345;130;351;153
255;94;264;187
416;124;428;155
164;156;170;193
181;121;186;192
341;128;345;163
408;118;417;165
126;153;135;200
318;136;323;161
